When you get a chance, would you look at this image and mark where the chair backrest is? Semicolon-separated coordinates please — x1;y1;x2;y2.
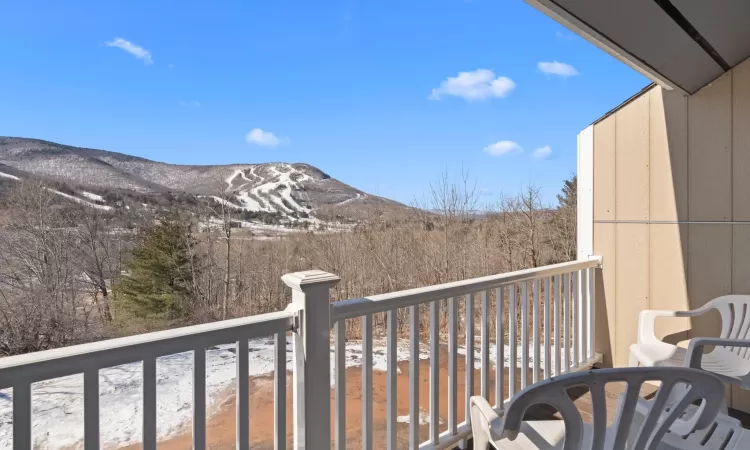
710;295;750;358
499;367;725;450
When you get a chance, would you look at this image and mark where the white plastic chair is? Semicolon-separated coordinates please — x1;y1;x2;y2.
629;295;750;391
470;367;726;450
631;398;749;450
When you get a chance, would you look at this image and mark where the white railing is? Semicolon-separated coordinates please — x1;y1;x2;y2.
328;257;601;450
0;260;600;450
0;310;295;450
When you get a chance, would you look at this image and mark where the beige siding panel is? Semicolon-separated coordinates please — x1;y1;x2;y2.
615;94;650;221
594;222;616;367
733;225;750;294
732;386;750;413
615;223;649;368
687;224;732;339
650;88;689;221
594;116;616;221
649;224;690;342
688;73;732;221
733;60;750;413
733;59;750;220
732;224;750;409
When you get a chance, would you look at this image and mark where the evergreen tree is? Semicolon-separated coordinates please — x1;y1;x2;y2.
115;215;198;320
557;175;577;209
550;175;577;262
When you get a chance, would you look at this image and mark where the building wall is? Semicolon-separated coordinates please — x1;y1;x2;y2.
591;57;750;409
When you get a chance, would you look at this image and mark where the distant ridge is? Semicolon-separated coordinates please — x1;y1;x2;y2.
0;136;411;221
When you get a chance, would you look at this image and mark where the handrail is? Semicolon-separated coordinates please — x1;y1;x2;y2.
2;258;603;450
330;256;601;322
0;310;295;388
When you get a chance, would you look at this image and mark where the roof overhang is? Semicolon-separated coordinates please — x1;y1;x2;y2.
525;0;750;95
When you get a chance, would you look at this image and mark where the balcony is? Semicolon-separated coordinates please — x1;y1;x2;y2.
0;258;604;449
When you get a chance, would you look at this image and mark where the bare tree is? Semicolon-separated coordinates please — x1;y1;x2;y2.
69;205;123;323
202;177;240;320
0;182;95;355
519;185;545;268
429;168;479;281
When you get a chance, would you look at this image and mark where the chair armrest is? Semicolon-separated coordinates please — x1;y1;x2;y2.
685;338;750;368
637;309;698;345
470;396;505;443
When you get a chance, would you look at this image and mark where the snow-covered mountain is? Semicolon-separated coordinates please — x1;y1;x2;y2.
0;137;410;221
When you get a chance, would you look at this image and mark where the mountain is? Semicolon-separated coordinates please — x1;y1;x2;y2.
0;137;411;222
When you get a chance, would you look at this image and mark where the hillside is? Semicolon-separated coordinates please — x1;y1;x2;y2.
0;137;411;223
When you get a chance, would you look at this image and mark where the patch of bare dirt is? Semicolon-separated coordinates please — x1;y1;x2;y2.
120;349;532;449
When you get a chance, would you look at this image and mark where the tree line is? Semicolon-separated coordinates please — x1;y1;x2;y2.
0;173;576;355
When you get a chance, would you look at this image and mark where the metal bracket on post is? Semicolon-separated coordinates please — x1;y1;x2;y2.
282;270;340;450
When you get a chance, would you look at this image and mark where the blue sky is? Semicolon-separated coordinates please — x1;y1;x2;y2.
0;0;648;205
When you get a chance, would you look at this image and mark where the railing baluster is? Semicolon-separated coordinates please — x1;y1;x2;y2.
554;275;561;376
13;383;31;450
572;271;580;367
564;273;571;372
362;314;373;450
481;290;490;400
591;268;597;361
430;300;440;445
462;293;474;450
448;297;458;437
335;320;346;450
386;310;398;450
532;279;540;384
84;369;100;450
275;333;287;450
544;277;551;379
409;305;420;450
495;286;504;407
521;282;528;389
143;358;157;450
237;339;249;450
193;347;207;450
580;269;588;365
509;285;517;397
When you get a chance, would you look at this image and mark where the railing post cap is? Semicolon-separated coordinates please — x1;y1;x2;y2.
282;270;340;292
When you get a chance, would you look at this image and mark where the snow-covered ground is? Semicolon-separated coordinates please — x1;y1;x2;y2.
0;338;425;449
0;172;20;181
397;411;442;425
458;341;577;372
49;190;113;211
0;173;112;212
0;336;574;449
80;191;105;202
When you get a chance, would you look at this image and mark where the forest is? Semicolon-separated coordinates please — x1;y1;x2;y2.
0;172;576;356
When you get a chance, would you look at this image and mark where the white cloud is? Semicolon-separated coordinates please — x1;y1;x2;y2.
484;140;522;156
179;101;200;108
429;69;516;101
245;128;288;147
532;145;552;159
537;61;579;77
555;31;575;41
105;38;153;64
